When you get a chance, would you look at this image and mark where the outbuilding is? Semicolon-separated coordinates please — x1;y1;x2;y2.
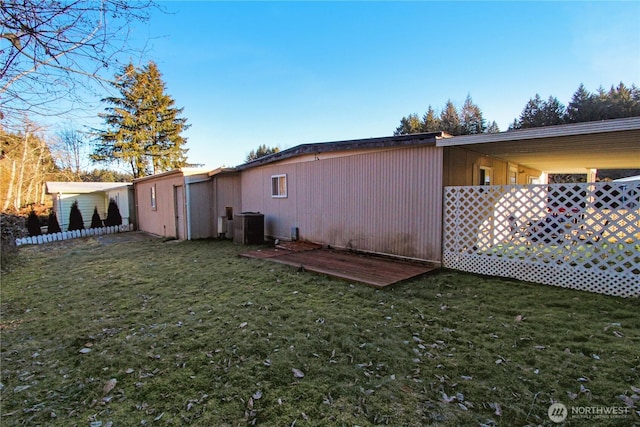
46;181;134;231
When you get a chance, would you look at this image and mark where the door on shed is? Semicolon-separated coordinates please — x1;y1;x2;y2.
174;185;185;239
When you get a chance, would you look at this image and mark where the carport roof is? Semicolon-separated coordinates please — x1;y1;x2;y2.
46;181;131;194
437;117;640;173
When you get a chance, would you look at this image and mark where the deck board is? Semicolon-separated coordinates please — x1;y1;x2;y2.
241;246;437;287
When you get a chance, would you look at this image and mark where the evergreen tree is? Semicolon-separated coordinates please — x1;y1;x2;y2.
246;145;281;162
565;83;595;123
68;200;84;231
541;96;565;126
486;120;500;133
104;199;123;227
512;94;564;129
47;211;61;234
93;62;190;178
393;113;423;136
26;209;41;236
422;106;441;132
607;82;640;119
90;206;103;229
460;95;486;135
440;100;461;135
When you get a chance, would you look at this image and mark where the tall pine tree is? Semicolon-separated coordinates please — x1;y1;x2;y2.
439;100;461;135
460;95;486;135
93;62;189;178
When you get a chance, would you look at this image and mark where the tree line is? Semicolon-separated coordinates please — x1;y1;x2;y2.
394;82;640;135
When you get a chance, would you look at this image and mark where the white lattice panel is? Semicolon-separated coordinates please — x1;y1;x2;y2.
443;182;640;298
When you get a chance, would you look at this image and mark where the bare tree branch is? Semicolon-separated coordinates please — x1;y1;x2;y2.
0;0;158;123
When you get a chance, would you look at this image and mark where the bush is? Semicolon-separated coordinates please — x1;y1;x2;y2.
104;199;123;227
90;206;103;229
47;211;61;234
26;210;42;236
68;200;84;231
0;213;24;272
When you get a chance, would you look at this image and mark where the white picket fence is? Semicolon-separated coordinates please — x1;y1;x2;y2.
16;224;134;246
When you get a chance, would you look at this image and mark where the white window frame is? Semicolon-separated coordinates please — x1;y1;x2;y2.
271;174;287;198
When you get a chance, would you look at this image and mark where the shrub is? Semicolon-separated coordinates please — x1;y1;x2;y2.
47;211;61;234
1;213;24;271
68;200;85;231
90;206;103;229
104;199;123;227
26;210;42;236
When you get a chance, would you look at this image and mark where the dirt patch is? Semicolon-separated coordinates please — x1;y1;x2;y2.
96;231;160;245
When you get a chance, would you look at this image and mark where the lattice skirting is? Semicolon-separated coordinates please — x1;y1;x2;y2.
443;182;639;298
443;252;639;298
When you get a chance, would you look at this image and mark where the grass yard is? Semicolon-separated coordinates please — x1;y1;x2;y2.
1;234;639;426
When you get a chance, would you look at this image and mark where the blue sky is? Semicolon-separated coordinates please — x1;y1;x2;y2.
106;1;640;169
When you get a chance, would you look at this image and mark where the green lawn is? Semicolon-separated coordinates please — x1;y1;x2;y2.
1;235;638;426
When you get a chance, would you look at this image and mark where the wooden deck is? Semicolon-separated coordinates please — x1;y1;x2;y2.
240;244;438;288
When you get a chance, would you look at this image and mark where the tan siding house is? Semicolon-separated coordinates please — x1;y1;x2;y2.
237;134;445;263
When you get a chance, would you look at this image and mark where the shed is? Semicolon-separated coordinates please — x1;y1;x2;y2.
133;168;211;240
45;182;134;231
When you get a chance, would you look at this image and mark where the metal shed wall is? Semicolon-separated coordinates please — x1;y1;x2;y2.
187;180;214;239
240;145;443;262
135;174;185;239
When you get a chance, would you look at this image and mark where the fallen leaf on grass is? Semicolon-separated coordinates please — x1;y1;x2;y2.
567;391;578;400
491;402;502;416
292;368;305;378
441;392;456;403
619;395;637;408
103;378;117;394
603;322;621;332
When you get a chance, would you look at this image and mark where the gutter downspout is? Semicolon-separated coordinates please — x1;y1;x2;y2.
186;181;192;240
57;193;63;230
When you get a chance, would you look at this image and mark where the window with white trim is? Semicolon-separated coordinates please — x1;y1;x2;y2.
271;174;287;198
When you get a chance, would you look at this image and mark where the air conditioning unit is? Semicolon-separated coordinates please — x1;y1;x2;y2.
233;212;264;245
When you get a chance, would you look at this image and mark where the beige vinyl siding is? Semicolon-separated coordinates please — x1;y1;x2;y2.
105;188;133;226
241;145;443;262
56;193;107;230
212;172;242;228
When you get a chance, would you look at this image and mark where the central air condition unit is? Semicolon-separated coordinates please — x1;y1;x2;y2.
233;212;264;245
